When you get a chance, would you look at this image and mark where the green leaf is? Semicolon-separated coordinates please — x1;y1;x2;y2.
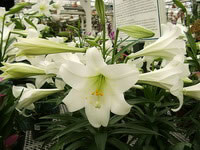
65;140;87;150
170;142;192;150
173;0;187;13
52;121;89;140
108;138;130;150
110;128;159;136
49;133;88;150
6;2;31;15
24;18;37;30
186;32;197;55
114;40;138;62
95;133;107;150
86;40;100;47
109;115;125;125
143;146;155;150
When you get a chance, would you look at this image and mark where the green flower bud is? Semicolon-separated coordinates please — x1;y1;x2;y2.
95;0;105;25
0;62;46;80
118;25;155;39
13;84;61;110
14;38;86;56
6;2;32;15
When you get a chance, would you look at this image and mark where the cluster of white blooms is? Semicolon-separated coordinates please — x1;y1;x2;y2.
0;5;200;128
30;0;65;16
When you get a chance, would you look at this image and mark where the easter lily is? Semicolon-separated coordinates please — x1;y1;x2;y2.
31;0;52;17
0;62;46;80
14;38;86;56
13;83;61;110
139;56;190;111
60;47;139;128
128;23;186;61
52;0;65;14
183;83;200;100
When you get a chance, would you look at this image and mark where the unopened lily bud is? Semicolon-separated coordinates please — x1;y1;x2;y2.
95;0;105;25
6;2;31;15
0;62;46;80
118;25;155;39
14;38;86;56
183;77;192;83
13;84;61;110
183;83;200;100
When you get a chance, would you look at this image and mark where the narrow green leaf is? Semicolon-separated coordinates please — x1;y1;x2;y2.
114;40;138;62
53;121;89;140
171;142;192;150
109;115;124;125
24;18;37;30
110;128;159;136
186;32;197;55
108;138;130;150
65;140;87;150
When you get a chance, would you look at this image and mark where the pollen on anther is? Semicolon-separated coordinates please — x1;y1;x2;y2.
99;93;104;96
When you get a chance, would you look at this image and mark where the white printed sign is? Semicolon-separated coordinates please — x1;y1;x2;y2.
114;0;164;39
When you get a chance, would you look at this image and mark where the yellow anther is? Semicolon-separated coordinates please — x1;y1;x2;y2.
99;93;104;96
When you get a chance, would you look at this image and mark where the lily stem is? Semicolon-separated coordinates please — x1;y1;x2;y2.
102;24;106;60
0;15;6;61
111;29;119;64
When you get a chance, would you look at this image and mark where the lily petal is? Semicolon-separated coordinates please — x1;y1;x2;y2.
12;86;25;98
109;92;131;115
101;64;139;92
59;61;92;91
86;47;106;73
85;102;110;128
63;89;85;112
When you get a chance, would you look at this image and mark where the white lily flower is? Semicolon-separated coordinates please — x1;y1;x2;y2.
59;47;139;128
31;0;52;17
0;7;11;27
52;0;65;14
47;37;66;43
183;83;200;100
13;83;61;110
67;42;76;47
127;58;144;69
23;18;46;31
27;53;79;88
26;29;40;38
0;23;15;40
139;56;190;112
128;23;186;61
27;55;56;88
